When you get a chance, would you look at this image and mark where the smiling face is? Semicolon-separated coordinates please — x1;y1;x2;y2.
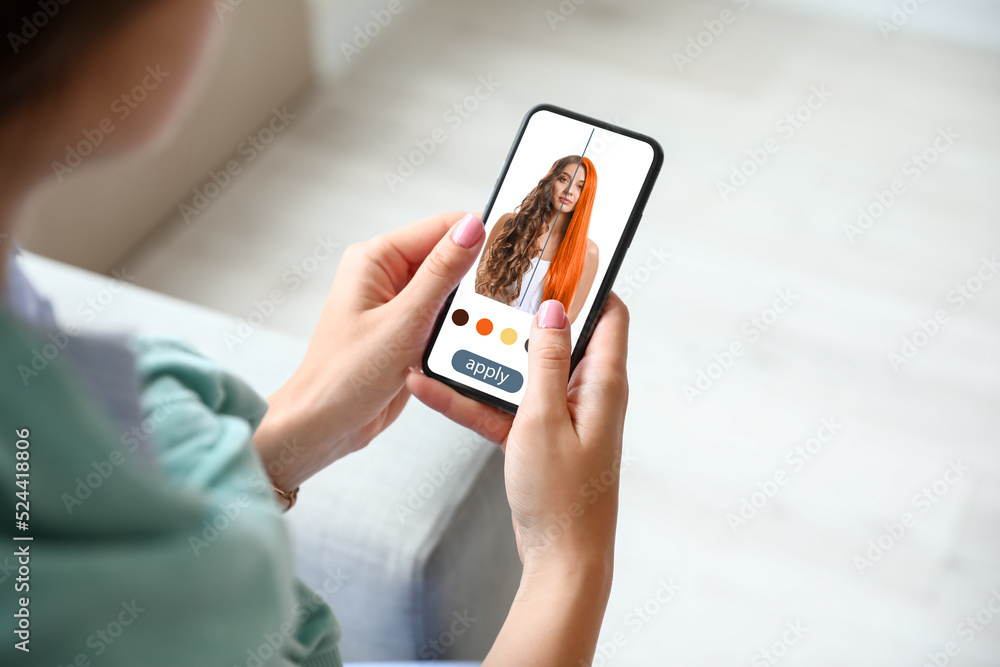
551;162;586;214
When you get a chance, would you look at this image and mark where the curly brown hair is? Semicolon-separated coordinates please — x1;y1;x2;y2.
475;155;590;306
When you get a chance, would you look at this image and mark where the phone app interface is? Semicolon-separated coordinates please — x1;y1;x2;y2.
426;109;655;405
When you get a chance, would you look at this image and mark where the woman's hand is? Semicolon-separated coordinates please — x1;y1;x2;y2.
503;295;628;576
253;211;489;493
409;294;630;666
409;294;629;568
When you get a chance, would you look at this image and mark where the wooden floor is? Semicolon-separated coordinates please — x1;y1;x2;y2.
122;0;1000;663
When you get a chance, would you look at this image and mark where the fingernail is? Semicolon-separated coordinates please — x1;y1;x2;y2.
451;213;484;248
537;300;566;329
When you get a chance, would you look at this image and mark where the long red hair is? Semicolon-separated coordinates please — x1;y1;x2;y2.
543;156;596;309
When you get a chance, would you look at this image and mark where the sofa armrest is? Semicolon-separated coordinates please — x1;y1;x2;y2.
17;252;521;661
287;404;521;662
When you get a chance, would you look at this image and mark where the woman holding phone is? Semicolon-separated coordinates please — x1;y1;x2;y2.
0;1;629;665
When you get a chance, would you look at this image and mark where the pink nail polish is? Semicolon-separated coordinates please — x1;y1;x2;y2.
451;213;484;248
538;300;566;329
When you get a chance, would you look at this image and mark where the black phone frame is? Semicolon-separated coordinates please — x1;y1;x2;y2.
421;103;664;415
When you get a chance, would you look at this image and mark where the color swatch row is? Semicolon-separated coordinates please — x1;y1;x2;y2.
452;309;529;351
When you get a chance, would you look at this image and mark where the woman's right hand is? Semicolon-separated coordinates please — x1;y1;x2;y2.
408;294;630;573
407;293;629;665
503;295;629;580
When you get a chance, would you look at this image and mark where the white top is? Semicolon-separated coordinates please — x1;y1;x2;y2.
515;256;550;314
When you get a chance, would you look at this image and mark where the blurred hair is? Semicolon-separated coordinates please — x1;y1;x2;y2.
0;0;163;119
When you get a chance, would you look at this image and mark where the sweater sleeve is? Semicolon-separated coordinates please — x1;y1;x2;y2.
0;315;342;667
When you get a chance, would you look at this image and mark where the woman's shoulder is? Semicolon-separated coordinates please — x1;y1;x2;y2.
586;237;599;259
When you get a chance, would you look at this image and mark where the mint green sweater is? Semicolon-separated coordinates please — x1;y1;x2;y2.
0;309;342;666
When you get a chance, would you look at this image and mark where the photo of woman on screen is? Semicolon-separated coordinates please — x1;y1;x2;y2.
474;155;599;323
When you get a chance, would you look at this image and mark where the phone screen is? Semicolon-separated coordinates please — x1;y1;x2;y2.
423;105;661;412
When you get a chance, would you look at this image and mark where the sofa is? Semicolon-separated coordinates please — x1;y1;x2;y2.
18;252;521;662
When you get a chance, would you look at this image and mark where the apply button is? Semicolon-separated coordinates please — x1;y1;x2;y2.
452;350;523;393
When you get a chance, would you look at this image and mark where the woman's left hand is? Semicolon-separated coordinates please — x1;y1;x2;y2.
253;211;512;492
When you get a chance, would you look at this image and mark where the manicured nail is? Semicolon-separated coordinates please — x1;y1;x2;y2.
538;300;566;329
451;213;484;248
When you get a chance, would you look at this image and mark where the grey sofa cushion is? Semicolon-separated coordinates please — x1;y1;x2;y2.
286;400;521;662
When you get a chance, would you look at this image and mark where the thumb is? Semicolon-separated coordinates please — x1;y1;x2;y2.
522;300;572;417
400;212;485;315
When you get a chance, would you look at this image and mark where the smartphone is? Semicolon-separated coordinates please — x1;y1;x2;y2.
422;104;663;414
